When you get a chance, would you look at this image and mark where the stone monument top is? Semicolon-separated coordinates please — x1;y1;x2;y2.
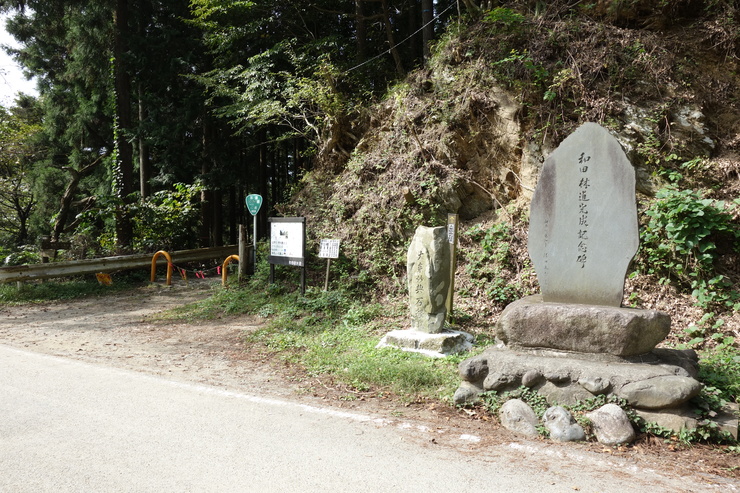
528;122;639;307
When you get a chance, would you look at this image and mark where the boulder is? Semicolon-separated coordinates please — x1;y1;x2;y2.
586;404;636;445
496;295;671;357
634;408;699;434
618;375;703;410
543;406;586;442
499;399;540;437
537;381;595;407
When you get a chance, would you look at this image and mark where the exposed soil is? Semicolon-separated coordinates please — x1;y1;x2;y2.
1;281;738;490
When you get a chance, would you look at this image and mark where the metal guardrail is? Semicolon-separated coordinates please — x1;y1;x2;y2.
0;245;239;284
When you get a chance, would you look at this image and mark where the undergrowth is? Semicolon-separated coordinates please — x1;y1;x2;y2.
169;258;466;401
0;273;145;304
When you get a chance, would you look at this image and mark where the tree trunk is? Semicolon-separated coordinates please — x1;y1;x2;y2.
51;156;105;243
228;186;237;245
258;130;268;240
422;0;434;61
380;0;404;76
407;1;421;63
138;83;151;198
114;0;135;251
460;0;482;16
355;1;367;62
212;189;223;246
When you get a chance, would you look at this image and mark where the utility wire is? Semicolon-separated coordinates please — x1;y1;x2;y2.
344;3;458;74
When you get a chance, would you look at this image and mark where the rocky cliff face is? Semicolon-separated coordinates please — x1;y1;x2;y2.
287;4;739;339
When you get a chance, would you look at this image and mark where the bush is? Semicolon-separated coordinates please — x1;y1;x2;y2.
699;347;740;404
638;186;739;310
3;246;40;266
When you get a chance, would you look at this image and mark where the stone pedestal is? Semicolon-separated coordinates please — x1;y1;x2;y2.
454;346;702;411
377;329;473;358
496;295;671;357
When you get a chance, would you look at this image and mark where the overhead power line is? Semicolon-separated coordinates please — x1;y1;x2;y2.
345;3;458;74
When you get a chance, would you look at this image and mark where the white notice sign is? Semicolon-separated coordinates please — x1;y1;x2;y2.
318;239;341;259
270;221;304;258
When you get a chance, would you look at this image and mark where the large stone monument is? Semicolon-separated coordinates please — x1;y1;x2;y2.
454;123;737;441
377;226;472;357
528;122;639;306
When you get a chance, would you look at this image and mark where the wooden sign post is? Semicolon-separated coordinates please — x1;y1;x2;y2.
318;239;341;291
446;213;459;320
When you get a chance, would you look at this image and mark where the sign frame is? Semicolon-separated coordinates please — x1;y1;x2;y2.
268;217;306;294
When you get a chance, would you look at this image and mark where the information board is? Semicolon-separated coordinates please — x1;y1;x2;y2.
268;217;306;267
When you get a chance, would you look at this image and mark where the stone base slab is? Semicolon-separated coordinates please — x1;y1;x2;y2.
496;295;671;357
455;346;702;411
377;329;473;358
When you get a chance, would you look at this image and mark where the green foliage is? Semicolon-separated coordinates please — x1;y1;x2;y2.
698;346;740;404
0;102;43;247
483;8;526;29
491;49;551;95
131;184;203;252
72;183;202;254
637;186;739;311
461;222;534;306
0;276;140;304
2;246;40;266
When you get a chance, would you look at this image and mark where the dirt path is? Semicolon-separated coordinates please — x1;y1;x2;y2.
0;281;289;396
1;281;738;489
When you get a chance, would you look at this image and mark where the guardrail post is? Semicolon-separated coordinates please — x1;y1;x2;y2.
222;255;239;286
151;250;173;286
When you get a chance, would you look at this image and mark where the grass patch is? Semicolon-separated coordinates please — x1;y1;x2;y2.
0;274;144;304
172;270;464;400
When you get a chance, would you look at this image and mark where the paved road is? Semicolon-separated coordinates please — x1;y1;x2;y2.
0;345;733;492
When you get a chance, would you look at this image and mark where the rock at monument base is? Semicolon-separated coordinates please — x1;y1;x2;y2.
536;381;595;407
586;404;636;445
407;226;451;334
543;406;586;442
635;403;738;437
496;295;671;357
377;328;473;358
618;375;703;410
633;408;699;434
716;403;740;440
453;381;484;405
650;348;699;378
454;346;704;413
499;399;539;437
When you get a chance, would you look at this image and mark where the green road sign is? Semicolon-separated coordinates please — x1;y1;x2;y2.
246;194;263;216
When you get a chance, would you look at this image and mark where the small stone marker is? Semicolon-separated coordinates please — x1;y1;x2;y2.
407;226;451;333
378;225;472;357
528;122;639;306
